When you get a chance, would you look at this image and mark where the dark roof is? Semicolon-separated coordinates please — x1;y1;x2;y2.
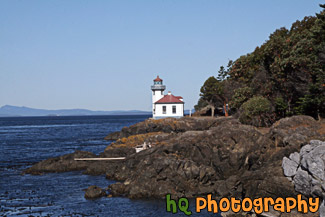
155;94;184;104
154;76;163;82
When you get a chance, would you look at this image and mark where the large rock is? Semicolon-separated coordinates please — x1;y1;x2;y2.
293;168;312;196
24;148;130;176
24;115;325;204
283;140;325;199
272;115;317;129
268;115;323;147
84;185;106;199
108;120;286;199
304;155;325;180
107;116;325;199
282;157;298;177
104;116;239;140
23;150;97;175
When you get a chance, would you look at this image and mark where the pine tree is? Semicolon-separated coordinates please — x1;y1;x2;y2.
200;76;224;117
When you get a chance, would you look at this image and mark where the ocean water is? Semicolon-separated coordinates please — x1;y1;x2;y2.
0;115;219;217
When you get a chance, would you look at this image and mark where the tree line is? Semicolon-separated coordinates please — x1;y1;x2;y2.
195;4;325;127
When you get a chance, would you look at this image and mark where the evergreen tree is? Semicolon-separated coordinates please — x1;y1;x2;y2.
195;5;325;122
199;76;224;117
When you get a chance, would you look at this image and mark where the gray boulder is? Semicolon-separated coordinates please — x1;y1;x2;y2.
289;152;300;165
306;156;325;180
283;140;325;199
293;167;312;196
282;157;298;177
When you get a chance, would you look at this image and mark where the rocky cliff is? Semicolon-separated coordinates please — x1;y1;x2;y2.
105;116;325;199
24;115;325;216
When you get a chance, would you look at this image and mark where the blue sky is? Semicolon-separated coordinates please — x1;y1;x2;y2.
0;0;323;111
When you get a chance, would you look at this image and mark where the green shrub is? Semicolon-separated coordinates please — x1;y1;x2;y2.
239;96;274;127
230;87;253;109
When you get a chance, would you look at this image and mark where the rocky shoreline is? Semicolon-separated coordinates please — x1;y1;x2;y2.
24;115;325;216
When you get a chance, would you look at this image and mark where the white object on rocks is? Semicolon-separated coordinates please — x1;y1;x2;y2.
135;142;152;153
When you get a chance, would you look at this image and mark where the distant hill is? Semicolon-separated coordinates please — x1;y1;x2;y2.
0;105;152;117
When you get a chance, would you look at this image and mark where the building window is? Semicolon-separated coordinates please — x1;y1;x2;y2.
161;91;163;95
172;106;176;114
163;106;166;114
153;91;155;95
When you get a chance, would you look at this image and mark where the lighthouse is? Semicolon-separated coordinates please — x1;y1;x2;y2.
151;76;184;119
151;76;166;116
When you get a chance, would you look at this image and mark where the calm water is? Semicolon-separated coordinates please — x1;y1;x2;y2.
0;115;219;216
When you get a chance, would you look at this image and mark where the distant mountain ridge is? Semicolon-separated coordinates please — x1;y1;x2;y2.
0;105;152;117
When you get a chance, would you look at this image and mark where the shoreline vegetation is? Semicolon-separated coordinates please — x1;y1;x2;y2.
24;115;325;217
195;5;324;126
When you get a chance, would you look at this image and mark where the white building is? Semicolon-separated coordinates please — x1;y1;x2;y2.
151;76;184;119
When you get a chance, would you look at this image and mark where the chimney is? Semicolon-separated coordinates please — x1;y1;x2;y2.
168;91;171;95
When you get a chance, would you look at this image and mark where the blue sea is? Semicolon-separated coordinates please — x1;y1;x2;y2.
0;115;219;216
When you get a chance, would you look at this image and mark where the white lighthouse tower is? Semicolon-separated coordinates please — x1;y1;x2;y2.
151;75;184;119
151;76;166;116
